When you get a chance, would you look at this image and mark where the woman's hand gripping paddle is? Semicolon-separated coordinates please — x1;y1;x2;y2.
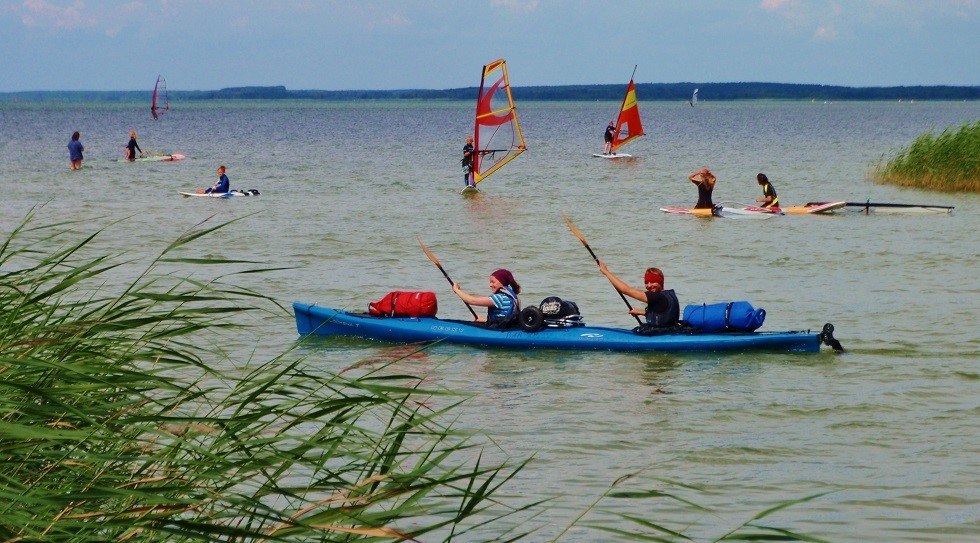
562;213;643;325
417;236;479;320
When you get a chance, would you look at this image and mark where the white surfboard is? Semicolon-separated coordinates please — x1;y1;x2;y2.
460;185;480;196
592;153;633;159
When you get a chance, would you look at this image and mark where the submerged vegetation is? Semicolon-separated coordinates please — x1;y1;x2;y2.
1;212;833;541
871;120;980;192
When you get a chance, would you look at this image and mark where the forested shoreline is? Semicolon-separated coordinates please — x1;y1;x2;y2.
2;82;977;102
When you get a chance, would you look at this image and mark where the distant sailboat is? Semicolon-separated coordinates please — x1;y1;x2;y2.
689;88;699;107
151;75;169;120
463;59;526;194
593;66;645;159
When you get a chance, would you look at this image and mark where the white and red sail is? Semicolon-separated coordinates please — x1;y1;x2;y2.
472;59;526;185
610;72;644;153
151;75;169;120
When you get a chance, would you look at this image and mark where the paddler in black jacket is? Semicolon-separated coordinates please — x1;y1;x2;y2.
689;167;717;209
597;261;679;328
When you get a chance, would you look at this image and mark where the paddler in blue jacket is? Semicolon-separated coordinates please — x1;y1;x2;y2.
598;261;679;328
452;269;522;328
754;173;779;209
205;165;230;194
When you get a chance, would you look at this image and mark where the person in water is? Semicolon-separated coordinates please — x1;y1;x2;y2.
461;135;475;187
452;269;522;327
205;165;230;194
125;131;145;161
602;121;616;155
754;173;779;209
689;167;717;209
67;131;84;170
598;261;679;328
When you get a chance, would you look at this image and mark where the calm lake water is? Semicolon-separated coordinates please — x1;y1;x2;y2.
1;99;978;541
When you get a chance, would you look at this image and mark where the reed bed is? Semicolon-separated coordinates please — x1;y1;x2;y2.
1;211;829;541
0;212;532;542
870;120;980;192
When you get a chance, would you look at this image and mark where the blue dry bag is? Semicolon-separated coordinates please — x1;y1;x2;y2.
682;301;766;332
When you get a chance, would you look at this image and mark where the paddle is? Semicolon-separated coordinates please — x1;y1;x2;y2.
561;213;644;325
416;236;479;320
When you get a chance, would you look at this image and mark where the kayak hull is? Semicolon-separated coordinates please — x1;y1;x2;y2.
293;303;824;353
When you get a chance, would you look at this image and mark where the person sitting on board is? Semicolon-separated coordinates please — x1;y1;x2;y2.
754;173;779;209
602;121;616;155
461;135;475;187
689;167;717;209
452;269;522;328
204;165;231;194
598;261;679;328
67;131;84;170
125;131;145;161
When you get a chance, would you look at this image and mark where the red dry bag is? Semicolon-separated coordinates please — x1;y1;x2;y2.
368;291;438;318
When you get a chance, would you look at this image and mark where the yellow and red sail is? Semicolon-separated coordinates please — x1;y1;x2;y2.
611;79;644;153
473;59;526;185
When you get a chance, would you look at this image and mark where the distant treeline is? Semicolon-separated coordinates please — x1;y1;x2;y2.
2;82;977;102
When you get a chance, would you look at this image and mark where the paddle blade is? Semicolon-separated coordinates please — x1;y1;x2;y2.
561;212;589;246
416;236;441;267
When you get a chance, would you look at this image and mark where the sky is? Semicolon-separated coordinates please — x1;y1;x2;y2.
0;0;977;91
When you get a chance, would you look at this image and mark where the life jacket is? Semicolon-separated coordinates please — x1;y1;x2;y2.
761;182;779;208
645;289;680;327
486;286;520;328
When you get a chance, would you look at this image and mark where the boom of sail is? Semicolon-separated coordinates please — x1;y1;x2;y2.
472;59;526;185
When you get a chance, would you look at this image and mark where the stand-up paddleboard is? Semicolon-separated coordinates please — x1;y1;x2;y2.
460;185;480;196
179;189;260;198
660;205;779;219
781;201;846;214
592;153;633;159
660;206;716;217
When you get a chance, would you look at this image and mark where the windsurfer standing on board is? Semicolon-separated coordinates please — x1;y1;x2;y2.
602;121;616;155
461;135;475;187
689;167;717;209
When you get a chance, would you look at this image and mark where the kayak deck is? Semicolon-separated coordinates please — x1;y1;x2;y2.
294;303;834;354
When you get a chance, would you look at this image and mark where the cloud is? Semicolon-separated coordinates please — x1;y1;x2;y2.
759;0;797;11
813;25;838;40
21;0;96;29
491;0;539;13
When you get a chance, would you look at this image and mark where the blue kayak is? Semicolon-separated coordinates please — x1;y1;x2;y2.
293;303;841;354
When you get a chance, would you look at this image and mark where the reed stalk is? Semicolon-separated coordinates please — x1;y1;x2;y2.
0;211;531;542
870;120;980;192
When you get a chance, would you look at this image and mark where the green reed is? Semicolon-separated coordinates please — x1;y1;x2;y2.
1;211;832;542
871;120;980;192
0;211;532;542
